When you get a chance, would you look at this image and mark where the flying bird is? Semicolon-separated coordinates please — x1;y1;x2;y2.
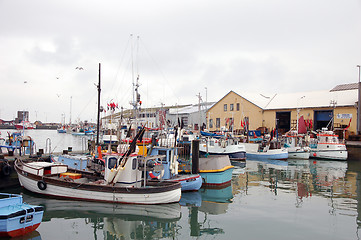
56;94;61;98
75;67;84;70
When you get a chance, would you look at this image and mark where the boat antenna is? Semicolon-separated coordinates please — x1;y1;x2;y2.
96;63;101;145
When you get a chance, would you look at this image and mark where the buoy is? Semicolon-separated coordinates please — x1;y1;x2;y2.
2;164;11;176
149;169;164;179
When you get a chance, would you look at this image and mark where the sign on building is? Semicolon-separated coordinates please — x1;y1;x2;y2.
336;114;352;119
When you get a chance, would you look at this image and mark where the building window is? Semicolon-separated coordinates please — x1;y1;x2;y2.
237;103;240;111
230;104;234;111
181;116;188;126
209;119;213;128
216;118;220;128
224;104;227;111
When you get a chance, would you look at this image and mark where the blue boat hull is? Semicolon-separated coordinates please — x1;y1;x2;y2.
246;152;288;160
199;167;233;187
177;174;203;191
0;194;44;237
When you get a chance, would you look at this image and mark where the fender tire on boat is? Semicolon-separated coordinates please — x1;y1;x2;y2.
37;180;47;190
2;164;11;176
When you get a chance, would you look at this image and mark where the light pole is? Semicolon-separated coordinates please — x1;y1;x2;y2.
205;87;208;129
356;65;361;135
297;96;305;133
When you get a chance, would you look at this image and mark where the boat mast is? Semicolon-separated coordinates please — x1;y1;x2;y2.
69;96;72;125
96;63;101;145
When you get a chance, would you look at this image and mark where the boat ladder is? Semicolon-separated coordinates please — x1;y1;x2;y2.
20;203;35;231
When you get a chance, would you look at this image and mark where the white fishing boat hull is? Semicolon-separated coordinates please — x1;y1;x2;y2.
309;128;348;160
15;159;181;205
244;143;288;160
17;173;180;204
287;147;310;159
199;138;246;160
310;144;348;160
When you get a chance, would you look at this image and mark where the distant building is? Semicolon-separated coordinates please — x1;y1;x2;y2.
207;83;357;136
15;111;29;123
101;103;214;131
167;102;215;130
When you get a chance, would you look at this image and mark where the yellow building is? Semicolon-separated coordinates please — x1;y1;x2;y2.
207;83;357;136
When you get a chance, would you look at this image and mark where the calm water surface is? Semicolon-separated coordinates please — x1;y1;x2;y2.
1;129;361;240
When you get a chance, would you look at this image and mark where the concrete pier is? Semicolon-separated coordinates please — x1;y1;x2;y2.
346;141;361;161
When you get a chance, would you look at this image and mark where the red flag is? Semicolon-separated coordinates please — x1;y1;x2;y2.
345;118;352;130
298;116;307;134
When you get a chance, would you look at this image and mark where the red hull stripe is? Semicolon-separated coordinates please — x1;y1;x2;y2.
0;223;41;237
171;176;200;182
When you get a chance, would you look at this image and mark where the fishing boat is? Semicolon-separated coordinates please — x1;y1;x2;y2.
309;128;348;160
16;64;179;205
14;121;35;130
149;146;202;191
244;141;288;160
57;126;67;133
0;193;44;237
282;131;310;159
15;150;181;204
199;137;246;161
0;132;35;156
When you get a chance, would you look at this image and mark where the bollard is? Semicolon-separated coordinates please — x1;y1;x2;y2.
191;140;200;174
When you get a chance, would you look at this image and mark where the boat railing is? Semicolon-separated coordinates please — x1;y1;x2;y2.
16;159;43;176
81;137;87;153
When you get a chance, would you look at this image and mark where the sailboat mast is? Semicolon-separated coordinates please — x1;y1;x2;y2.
96;63;101;145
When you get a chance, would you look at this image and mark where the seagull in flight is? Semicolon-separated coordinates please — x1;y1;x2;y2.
75;67;84;70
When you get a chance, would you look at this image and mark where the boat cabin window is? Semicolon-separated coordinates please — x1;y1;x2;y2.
108;157;118;169
132;158;137;170
158;150;168;164
209;140;215;146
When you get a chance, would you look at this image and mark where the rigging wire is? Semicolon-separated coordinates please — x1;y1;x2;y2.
138;38;181;106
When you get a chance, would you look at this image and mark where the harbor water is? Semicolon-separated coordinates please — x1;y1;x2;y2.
1;129;361;239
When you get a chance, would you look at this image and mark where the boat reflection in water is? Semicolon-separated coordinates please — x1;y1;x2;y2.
9;156;361;239
21;191;181;240
180;185;233;238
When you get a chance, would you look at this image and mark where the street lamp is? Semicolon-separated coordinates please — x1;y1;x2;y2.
356;65;361;135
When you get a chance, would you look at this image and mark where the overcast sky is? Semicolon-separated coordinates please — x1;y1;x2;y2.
1;0;361;123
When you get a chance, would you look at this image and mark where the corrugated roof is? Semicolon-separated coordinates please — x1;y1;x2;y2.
168;102;215;114
239;89;358;110
330;83;358;92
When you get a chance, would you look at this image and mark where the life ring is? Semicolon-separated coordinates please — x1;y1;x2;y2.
149;169;164;179
2;164;11;176
37;180;47;190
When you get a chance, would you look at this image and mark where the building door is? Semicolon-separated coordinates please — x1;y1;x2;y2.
314;110;333;130
276;111;291;135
